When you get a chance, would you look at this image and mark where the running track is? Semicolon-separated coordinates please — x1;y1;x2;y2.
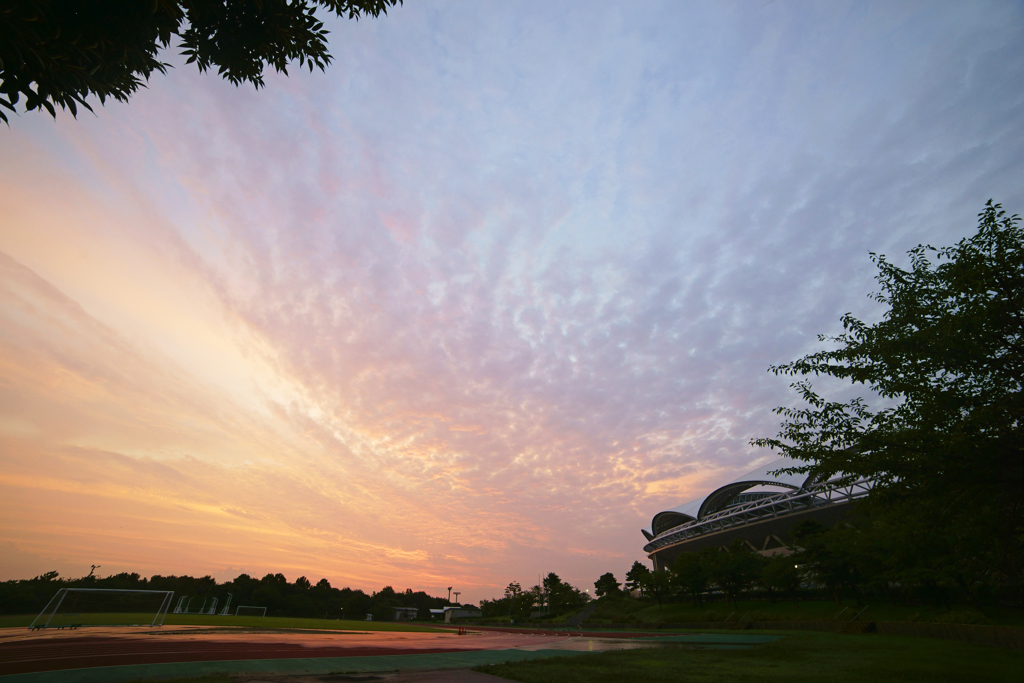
0;626;676;677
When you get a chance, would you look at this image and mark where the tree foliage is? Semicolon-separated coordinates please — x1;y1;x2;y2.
479;574;589;619
752;201;1023;592
593;572;621;598
792;521;866;604
0;568;446;619
624;560;651;597
759;553;802;603
0;0;401;124
542;572;590;614
703;541;764;607
671;551;709;606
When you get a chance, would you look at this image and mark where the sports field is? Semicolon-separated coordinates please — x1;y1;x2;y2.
476;630;1023;683
0;620;1018;683
1;614;437;632
0;624;769;681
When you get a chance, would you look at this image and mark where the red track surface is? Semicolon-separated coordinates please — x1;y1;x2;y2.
0;627;611;676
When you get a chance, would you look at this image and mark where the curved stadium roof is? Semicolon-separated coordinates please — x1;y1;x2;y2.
643;457;828;541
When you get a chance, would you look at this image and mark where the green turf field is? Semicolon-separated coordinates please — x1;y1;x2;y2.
580;596;1023;627
475;631;1023;683
162;614;440;631
0;613;441;632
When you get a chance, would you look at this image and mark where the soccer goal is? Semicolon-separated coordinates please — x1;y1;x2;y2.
235;605;267;617
29;588;174;630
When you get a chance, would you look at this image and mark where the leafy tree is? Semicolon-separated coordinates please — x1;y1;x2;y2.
593;572;621;598
792;521;865;603
624;560;651;597
671;552;709;606
484;582;523;619
760;553;802;603
0;0;402;124
218;572;258;610
504;581;523;600
253;572;288;615
503;581;527;618
527;583;545;613
705;541;763;606
541;572;589;615
851;500;983;608
0;570;67;615
541;572;563;605
312;577;334;618
369;585;399;620
647;569;672;607
753;201;1024;598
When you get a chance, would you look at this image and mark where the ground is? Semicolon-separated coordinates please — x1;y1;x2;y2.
0;618;1019;683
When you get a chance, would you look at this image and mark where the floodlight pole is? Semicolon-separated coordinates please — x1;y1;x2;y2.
447;586;452;603
453;591;460;605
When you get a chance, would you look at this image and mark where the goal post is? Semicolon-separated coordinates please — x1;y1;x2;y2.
29;588;174;629
235;605;267;617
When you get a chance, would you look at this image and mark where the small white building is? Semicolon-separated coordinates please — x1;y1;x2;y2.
443;605;482;623
391;607;420;621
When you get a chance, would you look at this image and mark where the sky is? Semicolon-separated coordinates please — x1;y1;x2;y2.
1;0;1022;605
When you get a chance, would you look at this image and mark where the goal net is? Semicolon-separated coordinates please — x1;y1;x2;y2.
29;588;174;629
235;605;267;617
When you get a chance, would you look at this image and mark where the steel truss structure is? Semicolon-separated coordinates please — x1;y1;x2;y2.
643;476;874;555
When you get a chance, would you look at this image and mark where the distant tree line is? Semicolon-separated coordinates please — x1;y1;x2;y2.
0;570;449;620
478;572;590;619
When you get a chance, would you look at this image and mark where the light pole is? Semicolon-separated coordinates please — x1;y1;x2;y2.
447;586;452;603
453;591;461;605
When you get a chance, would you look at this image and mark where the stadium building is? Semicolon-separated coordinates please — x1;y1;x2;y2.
642;457;873;570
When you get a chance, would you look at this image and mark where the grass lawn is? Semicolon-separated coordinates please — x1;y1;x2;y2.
583;596;1023;628
0;613;441;632
475;631;1023;683
162;614;440;631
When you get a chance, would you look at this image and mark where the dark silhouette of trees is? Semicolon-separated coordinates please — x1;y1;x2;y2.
703;541;763;607
760;553;802;603
753;200;1023;602
593;572;621;598
542;572;589;614
671;551;709;606
479;575;590;619
624;560;651;597
0;569;445;620
0;0;402;124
